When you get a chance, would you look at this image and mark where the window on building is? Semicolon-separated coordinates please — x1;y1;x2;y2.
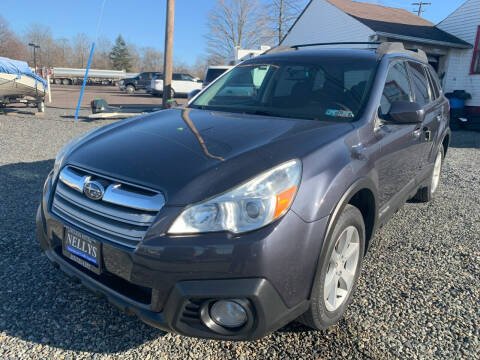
471;26;480;74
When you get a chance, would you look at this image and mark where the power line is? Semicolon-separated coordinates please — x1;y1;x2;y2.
412;1;431;16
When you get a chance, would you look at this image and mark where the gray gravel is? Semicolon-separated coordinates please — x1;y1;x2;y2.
1;107;479;359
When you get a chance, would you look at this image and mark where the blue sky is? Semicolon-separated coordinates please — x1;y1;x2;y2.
1;0;468;65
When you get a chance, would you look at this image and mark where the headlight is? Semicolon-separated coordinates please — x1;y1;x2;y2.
52;128;98;180
168;159;302;234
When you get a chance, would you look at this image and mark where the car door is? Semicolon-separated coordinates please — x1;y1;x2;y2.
375;60;425;208
410;63;443;178
182;73;201;93
172;73;185;93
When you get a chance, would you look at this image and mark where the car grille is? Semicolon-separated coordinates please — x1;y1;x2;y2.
52;166;165;249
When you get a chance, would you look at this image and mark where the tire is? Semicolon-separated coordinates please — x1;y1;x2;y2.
62;78;71;86
169;88;176;99
126;85;135;94
37;101;45;113
412;144;444;202
299;204;365;330
54;78;62;85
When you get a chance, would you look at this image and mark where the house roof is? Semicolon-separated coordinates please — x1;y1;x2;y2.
327;0;433;26
351;16;472;48
282;0;471;48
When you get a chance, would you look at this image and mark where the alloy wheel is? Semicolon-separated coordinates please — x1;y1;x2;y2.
431;151;442;195
324;225;360;312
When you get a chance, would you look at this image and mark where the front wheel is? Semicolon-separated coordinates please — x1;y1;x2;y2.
299;204;365;329
126;85;135;94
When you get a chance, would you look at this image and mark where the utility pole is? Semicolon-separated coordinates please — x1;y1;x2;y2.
278;0;283;45
162;0;175;108
412;2;431;16
28;43;40;74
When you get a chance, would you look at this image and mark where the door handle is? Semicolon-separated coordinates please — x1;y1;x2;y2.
424;127;432;141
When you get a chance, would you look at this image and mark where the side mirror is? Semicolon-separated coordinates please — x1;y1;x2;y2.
188;89;201;100
386;101;424;124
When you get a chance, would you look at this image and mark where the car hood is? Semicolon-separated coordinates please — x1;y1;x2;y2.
66;108;353;205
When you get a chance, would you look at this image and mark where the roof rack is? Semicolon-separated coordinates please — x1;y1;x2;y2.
375;42;428;62
264;41;428;62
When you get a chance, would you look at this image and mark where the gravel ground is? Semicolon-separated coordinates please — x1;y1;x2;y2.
0;107;479;359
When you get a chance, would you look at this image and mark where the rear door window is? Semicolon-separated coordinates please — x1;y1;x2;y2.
407;61;430;106
380;61;412;116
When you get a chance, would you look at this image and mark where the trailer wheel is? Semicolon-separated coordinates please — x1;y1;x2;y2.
37;101;45;113
54;78;62;85
62;79;71;85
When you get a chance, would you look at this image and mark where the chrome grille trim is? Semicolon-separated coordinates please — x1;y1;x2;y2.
103;184;165;212
59;166;86;193
55;182;156;225
52;166;164;249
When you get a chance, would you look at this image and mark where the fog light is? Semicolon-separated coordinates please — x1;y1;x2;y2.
210;300;247;328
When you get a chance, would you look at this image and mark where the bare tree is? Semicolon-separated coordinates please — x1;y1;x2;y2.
92;36;113;69
0;15;26;60
55;38;72;67
24;24;57;66
205;0;272;63
72;33;91;68
267;0;305;44
140;47;163;71
127;43;141;72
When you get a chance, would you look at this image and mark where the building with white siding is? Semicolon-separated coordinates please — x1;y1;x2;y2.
437;0;480;112
281;0;479;112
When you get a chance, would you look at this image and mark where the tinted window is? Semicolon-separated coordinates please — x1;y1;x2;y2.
380;61;412;116
182;74;194;81
408;62;430;106
172;73;182;81
205;68;228;83
191;58;377;122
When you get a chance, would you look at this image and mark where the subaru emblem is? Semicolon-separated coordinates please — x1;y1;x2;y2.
83;179;105;201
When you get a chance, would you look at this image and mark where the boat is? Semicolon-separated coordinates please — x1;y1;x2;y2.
0;57;48;112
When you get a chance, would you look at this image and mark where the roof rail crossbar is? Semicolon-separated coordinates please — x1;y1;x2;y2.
264;41;429;62
376;42;428;62
292;41;381;49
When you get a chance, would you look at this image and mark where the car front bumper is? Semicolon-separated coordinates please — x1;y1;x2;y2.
37;172;328;340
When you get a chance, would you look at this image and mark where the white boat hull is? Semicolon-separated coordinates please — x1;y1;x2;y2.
0;73;46;102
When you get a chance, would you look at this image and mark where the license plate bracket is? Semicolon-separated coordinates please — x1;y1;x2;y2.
62;227;102;275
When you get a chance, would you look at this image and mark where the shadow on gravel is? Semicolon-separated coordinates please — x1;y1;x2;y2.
0;160;164;353
449;130;480;149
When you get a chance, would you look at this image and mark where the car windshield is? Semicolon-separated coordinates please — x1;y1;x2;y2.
190;58;377;122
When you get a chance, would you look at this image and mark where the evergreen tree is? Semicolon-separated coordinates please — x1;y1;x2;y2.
109;35;131;71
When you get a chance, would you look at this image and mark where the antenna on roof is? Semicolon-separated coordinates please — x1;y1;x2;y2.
412;1;431;16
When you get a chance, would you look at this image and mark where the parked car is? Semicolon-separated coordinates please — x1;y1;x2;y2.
37;42;450;341
119;72;162;94
150;73;202;98
203;65;233;88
